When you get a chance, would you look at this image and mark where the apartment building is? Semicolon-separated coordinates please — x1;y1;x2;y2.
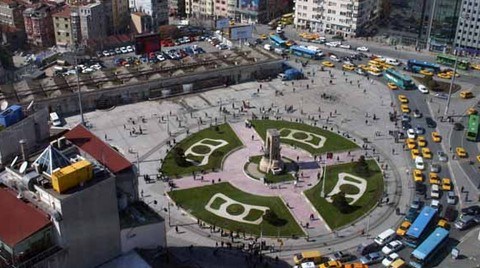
455;0;480;52
236;0;291;23
0;0;25;28
294;0;379;37
168;0;185;17
131;11;151;33
129;0;168;30
77;2;106;41
52;6;79;47
101;0;129;35
23;4;55;47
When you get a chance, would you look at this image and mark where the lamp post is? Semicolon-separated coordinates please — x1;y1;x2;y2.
320;162;326;198
74;43;85;125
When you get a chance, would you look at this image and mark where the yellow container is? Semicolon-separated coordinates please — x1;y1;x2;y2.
51;160;93;193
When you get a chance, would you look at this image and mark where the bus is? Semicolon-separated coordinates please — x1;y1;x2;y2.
269;34;287;48
406;59;441;73
290;45;323;60
409;227;449;268
281;13;294;25
404;206;437;247
466;114;480;141
436;54;470;70
384;68;415;90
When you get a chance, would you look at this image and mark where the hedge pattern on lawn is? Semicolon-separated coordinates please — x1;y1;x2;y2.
169;182;304;237
252;120;358;154
161;124;243;177
304;160;383;229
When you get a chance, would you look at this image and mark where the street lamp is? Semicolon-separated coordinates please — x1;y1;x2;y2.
73;43;85;125
320;162;326;198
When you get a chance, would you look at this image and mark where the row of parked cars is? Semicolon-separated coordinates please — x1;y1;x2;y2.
97;46;135;57
113;45;207;66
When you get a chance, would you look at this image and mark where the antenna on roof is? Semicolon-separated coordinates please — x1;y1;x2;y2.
0;101;8;111
19;161;28;174
10;156;19;167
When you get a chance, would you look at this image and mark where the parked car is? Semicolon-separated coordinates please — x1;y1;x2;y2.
359;252;383;265
447;191;456;205
455;215;479;230
461;205;480;216
356;46;369;52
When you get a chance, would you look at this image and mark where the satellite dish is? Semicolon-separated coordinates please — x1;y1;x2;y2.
19;161;28;174
0;101;8;111
27;100;34;111
10;156;18;167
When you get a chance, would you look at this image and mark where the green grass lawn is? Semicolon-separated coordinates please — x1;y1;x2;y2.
304;160;384;229
251;120;358;155
161;124;243;177
169;182;304;237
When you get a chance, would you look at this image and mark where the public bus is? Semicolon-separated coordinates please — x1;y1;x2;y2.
436;54;470;70
466;114;480;142
384;68;415;90
281;13;294;25
406;59;441;73
409;227;449;268
404;206;437;247
289;45;323;60
269;34;287;48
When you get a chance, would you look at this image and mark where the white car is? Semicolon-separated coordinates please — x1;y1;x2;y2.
120;47;128;53
126;46;134;52
357;46;369;52
340;44;351;49
431;199;440;208
418;84;429;94
382;252;399;267
447;191;456;204
326;42;341;47
381;240;404;255
102;50;110;57
431;184;440;199
407;128;416;139
415;156;425;170
330;55;341;62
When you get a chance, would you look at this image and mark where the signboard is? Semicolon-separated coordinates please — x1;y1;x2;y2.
240;0;259;11
230;25;253;40
216;18;230;29
134;33;161;55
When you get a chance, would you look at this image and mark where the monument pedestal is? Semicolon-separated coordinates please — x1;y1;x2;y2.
258;129;283;174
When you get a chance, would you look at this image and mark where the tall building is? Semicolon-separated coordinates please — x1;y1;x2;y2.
129;0;168;31
0;0;25;28
454;0;480;53
237;0;291;23
23;4;56;47
77;2;107;41
294;0;380;37
102;0;130;35
52;6;81;47
386;0;461;50
168;0;185;17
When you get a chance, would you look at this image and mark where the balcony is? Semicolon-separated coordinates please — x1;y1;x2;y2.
0;245;64;268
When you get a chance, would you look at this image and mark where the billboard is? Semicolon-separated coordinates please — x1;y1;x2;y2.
134;33;161;55
240;0;259;11
230;25;253;40
216;18;230;29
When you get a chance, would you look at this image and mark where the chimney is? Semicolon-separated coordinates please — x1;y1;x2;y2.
19;139;27;161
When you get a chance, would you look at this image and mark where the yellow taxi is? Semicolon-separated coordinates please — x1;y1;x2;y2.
438;219;449;229
411;148;420;159
417;136;427;147
286;40;296;47
477;154;480;163
431;132;442;142
390;258;406;268
343;263;368;268
437;72;452;79
259;34;268;40
467;107;478;115
460;91;474;99
422;147;432;159
358;64;369;71
396;221;412;236
401;104;410;113
322;61;334;68
319;260;342;268
442;178;452;191
398;94;409;103
429;173;440;184
456;147;467;158
472;63;480;70
342;64;355;71
413;169;423;182
419;69;434;76
387;82;398;90
298;32;309;38
229;20;235;26
446;70;460;77
406;138;417;150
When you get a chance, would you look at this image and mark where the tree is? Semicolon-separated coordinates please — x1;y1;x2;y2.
331;191;351;213
173;147;189;167
354;155;370;176
262;210;287;226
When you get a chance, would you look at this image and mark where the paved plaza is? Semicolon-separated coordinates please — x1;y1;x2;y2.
65;62;416;264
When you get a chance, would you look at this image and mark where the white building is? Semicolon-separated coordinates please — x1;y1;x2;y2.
455;0;480;53
129;0;168;30
294;0;380;37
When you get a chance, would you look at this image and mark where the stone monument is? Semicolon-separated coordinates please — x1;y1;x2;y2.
259;129;283;174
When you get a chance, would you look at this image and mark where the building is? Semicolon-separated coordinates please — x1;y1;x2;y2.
0;0;25;28
102;0;130;35
294;0;380;37
131;11;151;33
454;0;480;53
52;6;80;47
23;4;55;47
386;0;461;50
129;0;168;30
77;2;107;41
168;0;185;17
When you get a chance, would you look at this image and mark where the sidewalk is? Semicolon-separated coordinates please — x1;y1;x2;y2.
440;227;480;268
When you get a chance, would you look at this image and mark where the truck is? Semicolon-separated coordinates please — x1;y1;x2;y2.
278;68;303;81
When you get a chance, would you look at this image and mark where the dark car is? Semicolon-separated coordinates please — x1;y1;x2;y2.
461;205;480;216
453;123;464;131
444;205;457;222
405;207;419;222
402;121;412;130
426;117;437;128
329;251;355;262
455;215;478;230
357;241;381;256
359;251;383;265
415;182;426;195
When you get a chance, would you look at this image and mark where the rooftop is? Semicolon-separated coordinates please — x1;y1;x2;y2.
52;5;70;18
0;187;51;247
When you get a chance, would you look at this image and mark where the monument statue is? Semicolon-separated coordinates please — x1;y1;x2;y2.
259;129;284;174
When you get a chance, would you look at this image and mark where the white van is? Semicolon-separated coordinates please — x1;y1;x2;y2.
50;112;62;127
385;58;400;66
374;228;396;246
263;44;273;51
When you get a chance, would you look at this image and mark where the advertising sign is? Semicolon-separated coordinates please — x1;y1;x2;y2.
230;25;253;40
134;33;161;55
216;18;230;29
240;0;259;11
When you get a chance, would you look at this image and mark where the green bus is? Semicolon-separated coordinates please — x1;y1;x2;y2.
467;114;480;142
384;68;415;90
436;54;470;70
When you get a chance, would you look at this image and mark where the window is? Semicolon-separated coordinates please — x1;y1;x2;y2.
66;33;69;37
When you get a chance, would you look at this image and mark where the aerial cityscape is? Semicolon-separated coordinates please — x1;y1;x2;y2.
1;0;480;267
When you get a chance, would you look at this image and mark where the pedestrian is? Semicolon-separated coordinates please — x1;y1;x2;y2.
461;186;464;193
175;225;179;233
365;119;368;125
297;156;299;161
141;189;144;197
392;148;395;155
251;135;254;141
306;222;309;229
104;134;108;140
